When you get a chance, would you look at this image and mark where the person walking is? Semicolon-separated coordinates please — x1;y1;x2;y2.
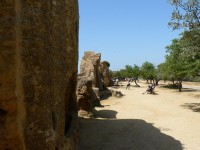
126;79;131;90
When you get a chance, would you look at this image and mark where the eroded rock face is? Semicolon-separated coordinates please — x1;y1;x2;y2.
0;0;79;149
108;88;123;98
77;51;121;117
76;76;101;118
76;76;94;118
80;51;104;90
100;61;113;87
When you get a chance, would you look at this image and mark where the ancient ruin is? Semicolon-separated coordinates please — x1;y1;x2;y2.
76;76;102;118
0;0;79;149
80;51;104;90
100;61;113;87
77;51;122;118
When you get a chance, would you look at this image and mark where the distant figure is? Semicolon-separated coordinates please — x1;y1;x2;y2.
126;80;131;90
115;78;119;85
143;84;155;94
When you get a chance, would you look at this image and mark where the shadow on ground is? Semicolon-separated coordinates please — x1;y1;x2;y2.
181;88;199;92
79;110;183;150
94;110;117;118
181;103;200;112
160;85;199;93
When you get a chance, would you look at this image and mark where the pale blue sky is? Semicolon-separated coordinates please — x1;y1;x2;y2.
78;0;182;71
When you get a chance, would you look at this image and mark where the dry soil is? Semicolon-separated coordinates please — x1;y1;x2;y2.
79;81;200;150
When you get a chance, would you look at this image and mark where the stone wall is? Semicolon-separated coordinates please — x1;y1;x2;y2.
0;0;79;149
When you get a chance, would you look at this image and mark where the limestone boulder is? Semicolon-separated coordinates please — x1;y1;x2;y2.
80;51;104;90
76;76;94;118
100;61;114;87
76;76;102;118
108;88;123;98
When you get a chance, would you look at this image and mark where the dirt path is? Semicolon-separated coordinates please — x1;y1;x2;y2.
79;82;200;150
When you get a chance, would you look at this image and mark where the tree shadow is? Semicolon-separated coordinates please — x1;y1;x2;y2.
181;88;198;92
152;92;159;95
160;85;179;90
79;110;183;150
181;103;200;112
161;85;199;93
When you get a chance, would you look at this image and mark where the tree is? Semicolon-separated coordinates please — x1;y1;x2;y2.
154;67;162;86
165;39;189;92
124;65;134;78
130;64;140;87
140;61;156;83
157;63;169;82
179;30;200;76
157;61;177;85
168;0;200;30
121;65;140;87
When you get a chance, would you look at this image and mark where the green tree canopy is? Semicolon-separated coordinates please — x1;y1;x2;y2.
157;62;171;81
179;30;200;75
140;61;156;82
164;38;198;91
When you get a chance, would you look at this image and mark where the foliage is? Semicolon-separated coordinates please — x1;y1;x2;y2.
111;65;140;78
165;39;189;82
179;30;200;76
111;70;124;78
124;65;140;79
160;38;200;91
157;62;170;81
168;0;200;30
140;61;156;81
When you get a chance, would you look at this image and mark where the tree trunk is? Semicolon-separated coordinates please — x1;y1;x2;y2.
134;80;140;87
178;81;182;92
155;80;159;86
146;79;149;83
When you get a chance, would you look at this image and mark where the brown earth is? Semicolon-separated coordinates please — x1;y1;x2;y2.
79;81;200;150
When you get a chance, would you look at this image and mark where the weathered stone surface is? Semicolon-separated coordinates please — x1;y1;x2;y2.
92;87;112;99
111;90;123;98
76;76;94;118
100;61;113;87
108;88;123;98
76;76;102;118
77;51;121;117
80;51;104;90
0;0;79;149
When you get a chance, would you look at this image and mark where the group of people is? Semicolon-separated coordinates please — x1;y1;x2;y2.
113;77;156;94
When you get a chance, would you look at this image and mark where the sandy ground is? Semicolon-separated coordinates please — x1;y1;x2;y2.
79;81;200;150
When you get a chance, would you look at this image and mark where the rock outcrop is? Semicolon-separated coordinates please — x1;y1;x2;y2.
80;51;104;90
77;51;123;117
108;88;123;98
76;76;94;118
76;76;102;118
100;61;113;87
0;0;79;149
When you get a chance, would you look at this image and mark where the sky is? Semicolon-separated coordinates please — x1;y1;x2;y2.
78;0;183;71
